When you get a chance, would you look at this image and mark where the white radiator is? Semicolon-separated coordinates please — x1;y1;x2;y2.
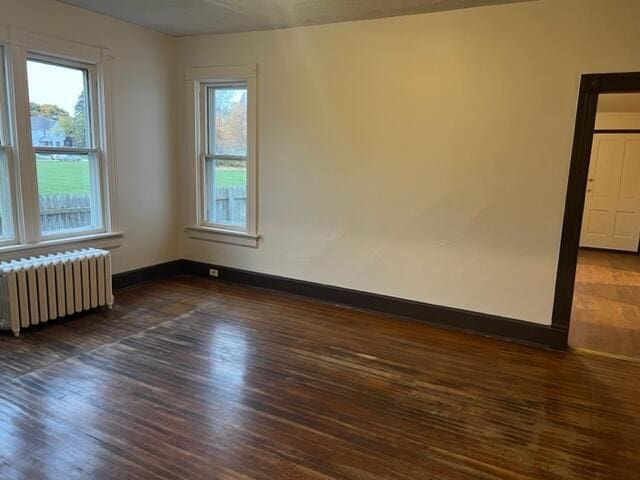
0;248;113;337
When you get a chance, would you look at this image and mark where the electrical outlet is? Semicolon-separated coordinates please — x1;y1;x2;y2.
209;268;219;278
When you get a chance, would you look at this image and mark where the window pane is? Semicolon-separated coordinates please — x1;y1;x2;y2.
27;59;90;148
205;158;247;227
208;86;247;156
37;152;102;235
0;149;14;240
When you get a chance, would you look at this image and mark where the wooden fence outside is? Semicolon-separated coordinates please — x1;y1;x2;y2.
40;194;93;233
213;186;247;226
35;186;247;233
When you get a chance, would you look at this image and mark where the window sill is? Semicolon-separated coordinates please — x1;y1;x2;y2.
185;226;260;248
0;231;124;261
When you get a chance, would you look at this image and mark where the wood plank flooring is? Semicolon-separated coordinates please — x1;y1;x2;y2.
1;275;639;479
570;248;640;360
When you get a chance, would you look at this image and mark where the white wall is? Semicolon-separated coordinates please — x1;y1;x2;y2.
7;0;638;325
177;0;640;325
1;0;180;273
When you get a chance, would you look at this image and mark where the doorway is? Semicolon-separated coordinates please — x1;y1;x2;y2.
553;74;640;360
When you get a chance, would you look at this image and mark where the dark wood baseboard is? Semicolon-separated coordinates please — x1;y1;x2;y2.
112;259;567;350
181;260;568;351
112;260;184;291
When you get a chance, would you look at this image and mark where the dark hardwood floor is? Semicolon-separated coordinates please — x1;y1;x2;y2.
1;275;639;479
570;248;640;360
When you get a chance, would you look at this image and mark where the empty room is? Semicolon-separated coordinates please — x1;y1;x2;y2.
0;0;639;479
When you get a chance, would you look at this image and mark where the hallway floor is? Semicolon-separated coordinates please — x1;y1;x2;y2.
570;248;640;360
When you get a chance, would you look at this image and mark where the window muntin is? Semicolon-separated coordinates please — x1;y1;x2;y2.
26;56;103;237
0;46;15;241
204;83;248;229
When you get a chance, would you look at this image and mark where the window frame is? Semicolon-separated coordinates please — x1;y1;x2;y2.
26;53;106;239
186;64;258;247
0;44;19;246
202;81;249;231
0;47;10;146
0;28;120;254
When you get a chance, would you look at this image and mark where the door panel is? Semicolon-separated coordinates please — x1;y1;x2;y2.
591;139;617;198
580;134;640;251
613;211;634;237
585;209;608;235
620;140;640;198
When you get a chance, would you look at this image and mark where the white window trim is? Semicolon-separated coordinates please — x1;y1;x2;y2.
186;225;259;248
0;230;124;261
0;44;19;246
0;146;19;247
0;27;9;45
0;52;10;145
0;27;120;253
185;64;258;247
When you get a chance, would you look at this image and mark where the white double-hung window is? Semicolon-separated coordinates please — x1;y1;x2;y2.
186;65;258;247
27;56;103;237
204;83;248;228
0;29;117;253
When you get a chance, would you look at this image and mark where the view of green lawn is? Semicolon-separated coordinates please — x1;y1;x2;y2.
36;159;247;195
215;167;246;187
36;159;90;195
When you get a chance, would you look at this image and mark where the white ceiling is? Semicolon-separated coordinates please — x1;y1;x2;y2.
56;0;533;36
598;93;640;113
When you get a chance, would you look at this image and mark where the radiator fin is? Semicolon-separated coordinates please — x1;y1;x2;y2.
36;263;48;323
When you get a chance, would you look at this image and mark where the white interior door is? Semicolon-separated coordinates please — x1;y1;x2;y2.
580;133;640;251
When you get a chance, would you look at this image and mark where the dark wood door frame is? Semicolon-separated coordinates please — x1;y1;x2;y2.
552;72;640;334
